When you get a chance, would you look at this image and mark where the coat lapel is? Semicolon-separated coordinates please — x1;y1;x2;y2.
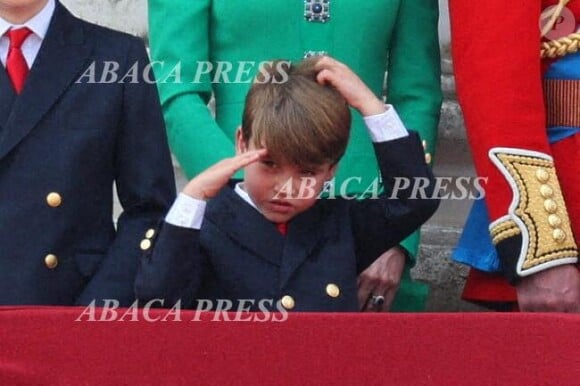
207;187;330;283
0;67;16;128
279;203;328;288
0;2;92;161
206;188;285;267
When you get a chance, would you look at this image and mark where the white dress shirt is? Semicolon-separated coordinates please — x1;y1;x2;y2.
165;104;409;229
0;0;55;68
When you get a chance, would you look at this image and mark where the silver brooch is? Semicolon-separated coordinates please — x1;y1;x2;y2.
304;0;331;23
304;50;328;58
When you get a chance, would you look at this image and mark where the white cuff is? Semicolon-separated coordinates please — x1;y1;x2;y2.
363;104;408;142
165;193;207;229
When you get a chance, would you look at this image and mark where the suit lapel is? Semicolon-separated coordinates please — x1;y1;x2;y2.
207;188;329;283
279;203;328;288
0;67;16;128
206;188;285;267
0;2;92;161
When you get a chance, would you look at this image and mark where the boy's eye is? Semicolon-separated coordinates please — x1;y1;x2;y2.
300;169;316;176
261;160;276;168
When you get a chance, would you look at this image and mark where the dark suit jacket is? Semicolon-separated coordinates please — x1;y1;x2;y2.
136;133;438;312
0;2;175;305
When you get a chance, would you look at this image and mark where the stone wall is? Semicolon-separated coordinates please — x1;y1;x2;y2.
61;0;147;39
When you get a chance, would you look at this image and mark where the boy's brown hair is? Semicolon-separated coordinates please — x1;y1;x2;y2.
241;58;351;168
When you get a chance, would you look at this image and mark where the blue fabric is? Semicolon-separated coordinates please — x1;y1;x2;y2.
544;52;580;79
452;198;500;272
452;127;579;271
548;127;580;142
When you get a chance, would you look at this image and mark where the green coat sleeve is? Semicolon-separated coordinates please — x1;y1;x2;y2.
148;0;234;179
387;0;442;258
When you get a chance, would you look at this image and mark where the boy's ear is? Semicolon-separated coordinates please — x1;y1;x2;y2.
235;126;247;155
326;163;338;180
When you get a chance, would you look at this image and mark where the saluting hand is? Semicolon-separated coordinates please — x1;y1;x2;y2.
182;149;267;200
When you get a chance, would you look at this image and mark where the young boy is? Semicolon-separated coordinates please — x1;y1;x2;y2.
135;57;438;312
0;0;175;305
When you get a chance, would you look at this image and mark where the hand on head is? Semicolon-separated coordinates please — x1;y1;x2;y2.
313;56;386;117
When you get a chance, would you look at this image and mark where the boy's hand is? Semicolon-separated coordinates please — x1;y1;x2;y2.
182;149;267;200
314;56;386;117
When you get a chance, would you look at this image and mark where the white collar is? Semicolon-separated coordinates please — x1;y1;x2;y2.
234;182;259;211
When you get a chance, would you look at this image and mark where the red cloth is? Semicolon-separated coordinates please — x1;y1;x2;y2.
6;28;32;94
1;307;579;384
462;269;518;303
450;1;549;222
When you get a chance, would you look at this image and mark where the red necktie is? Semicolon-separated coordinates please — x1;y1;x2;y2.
276;223;288;236
6;27;32;94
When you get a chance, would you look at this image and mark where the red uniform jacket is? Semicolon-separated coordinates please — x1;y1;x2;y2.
450;0;579;302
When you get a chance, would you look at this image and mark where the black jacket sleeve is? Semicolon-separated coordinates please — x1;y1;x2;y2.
351;132;440;272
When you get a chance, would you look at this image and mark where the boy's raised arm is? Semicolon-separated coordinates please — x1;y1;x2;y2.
135;149;266;305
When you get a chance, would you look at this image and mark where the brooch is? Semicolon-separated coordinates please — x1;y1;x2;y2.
304;0;331;23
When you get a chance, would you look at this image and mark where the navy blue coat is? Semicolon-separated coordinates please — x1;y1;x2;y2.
0;2;175;305
136;133;438;312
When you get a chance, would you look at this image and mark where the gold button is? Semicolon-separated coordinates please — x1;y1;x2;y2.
44;254;58;269
422;140;428;150
281;295;295;310
548;214;562;228
553;229;567;243
539;185;553;199
326;283;340;298
535;168;550;183
425;153;432;164
145;229;155;239
543;199;558;214
46;192;62;208
140;239;152;251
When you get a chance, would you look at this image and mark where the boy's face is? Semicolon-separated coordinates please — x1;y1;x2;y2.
0;0;48;23
236;129;336;224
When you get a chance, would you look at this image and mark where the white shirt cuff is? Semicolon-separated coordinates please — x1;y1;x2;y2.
165;193;207;229
363;104;408;142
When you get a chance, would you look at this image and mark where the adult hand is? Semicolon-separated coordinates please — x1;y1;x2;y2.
357;246;407;312
516;264;580;312
182;149;267;200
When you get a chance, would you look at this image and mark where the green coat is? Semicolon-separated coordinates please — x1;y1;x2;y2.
148;0;442;311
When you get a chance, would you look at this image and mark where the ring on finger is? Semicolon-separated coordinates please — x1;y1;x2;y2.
371;294;385;309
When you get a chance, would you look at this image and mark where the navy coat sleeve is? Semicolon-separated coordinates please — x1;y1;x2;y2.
75;37;176;306
350;132;440;273
135;222;205;308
